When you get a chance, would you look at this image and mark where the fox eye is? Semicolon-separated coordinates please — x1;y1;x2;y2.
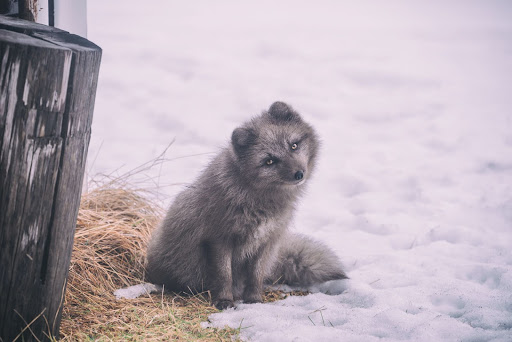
266;159;274;165
291;143;298;150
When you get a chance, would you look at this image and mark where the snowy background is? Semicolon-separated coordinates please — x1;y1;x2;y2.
87;1;512;341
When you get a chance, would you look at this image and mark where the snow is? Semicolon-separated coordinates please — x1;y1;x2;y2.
114;283;162;300
87;1;512;341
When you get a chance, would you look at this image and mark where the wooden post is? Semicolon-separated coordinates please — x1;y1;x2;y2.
0;14;101;341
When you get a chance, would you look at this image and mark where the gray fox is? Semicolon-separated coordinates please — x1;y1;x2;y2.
146;102;347;309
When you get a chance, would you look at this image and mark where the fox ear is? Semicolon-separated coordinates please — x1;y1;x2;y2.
232;127;255;155
268;101;301;122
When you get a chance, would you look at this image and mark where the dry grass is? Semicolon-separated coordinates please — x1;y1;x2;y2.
60;167;308;340
59;178;239;341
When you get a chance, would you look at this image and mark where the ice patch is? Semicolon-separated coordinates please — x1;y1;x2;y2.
114;283;162;299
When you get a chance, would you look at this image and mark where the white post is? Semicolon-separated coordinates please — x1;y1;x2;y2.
54;0;88;37
31;0;87;38
35;0;49;25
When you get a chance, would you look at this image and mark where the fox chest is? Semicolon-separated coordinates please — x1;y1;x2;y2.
232;216;285;261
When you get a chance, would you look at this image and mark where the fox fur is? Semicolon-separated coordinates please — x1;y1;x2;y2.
146;102;347;309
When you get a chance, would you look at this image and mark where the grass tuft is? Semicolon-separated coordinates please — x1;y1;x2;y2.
60;177;240;341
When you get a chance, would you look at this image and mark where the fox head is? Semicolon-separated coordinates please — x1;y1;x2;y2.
231;102;319;190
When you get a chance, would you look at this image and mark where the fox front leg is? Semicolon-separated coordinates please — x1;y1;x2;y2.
231;263;247;301
204;240;234;309
242;262;264;303
243;242;279;303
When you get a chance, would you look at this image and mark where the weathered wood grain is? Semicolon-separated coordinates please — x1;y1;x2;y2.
0;14;101;341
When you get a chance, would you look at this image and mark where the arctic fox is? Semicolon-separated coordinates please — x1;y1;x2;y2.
146;102;347;309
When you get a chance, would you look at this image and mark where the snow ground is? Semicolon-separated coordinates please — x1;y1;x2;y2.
87;1;512;341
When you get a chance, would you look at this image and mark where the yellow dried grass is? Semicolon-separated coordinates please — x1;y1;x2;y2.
59;176;239;341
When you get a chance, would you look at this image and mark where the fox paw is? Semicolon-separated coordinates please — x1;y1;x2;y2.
243;292;262;304
214;299;234;310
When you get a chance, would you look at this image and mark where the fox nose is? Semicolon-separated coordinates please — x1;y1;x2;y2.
294;170;304;180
